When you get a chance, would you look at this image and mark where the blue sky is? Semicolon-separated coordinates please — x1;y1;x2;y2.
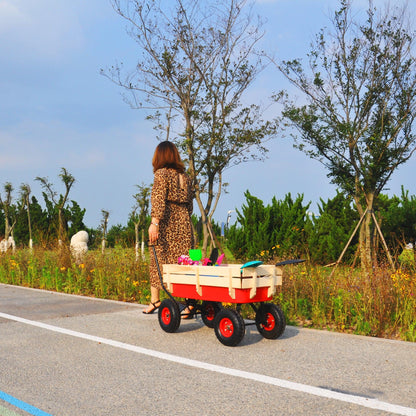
1;0;415;230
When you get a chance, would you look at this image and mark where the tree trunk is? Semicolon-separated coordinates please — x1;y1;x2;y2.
355;193;374;275
141;229;145;260
26;197;33;251
4;216;10;240
135;222;139;261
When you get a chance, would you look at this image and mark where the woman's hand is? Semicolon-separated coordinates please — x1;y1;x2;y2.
148;222;159;244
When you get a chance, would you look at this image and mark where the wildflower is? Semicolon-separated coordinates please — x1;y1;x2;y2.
79;263;85;269
133;280;139;287
60;266;66;272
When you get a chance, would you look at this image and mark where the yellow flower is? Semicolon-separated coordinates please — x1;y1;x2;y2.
79;263;85;269
60;266;66;272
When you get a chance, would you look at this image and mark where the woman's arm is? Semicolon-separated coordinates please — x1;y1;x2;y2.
149;170;168;244
148;217;159;244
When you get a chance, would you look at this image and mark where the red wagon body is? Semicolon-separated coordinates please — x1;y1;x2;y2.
162;263;282;303
155;261;287;346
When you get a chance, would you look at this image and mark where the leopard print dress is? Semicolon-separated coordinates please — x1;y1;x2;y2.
149;168;194;289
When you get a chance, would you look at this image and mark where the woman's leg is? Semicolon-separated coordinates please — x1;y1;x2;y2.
143;286;161;314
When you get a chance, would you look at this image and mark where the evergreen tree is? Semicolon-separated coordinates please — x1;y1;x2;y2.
305;192;358;265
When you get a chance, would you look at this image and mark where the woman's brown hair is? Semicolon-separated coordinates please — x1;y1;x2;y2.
152;141;185;173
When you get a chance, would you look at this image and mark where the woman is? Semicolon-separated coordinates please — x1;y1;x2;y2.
144;141;195;314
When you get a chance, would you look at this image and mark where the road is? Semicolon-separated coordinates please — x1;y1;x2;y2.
0;283;415;416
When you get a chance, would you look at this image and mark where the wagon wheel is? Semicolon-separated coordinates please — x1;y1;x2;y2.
214;308;245;347
201;301;221;328
158;299;181;333
255;303;286;339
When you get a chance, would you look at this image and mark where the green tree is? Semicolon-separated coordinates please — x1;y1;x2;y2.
104;0;277;254
305;192;359;265
268;193;310;258
106;224;130;248
377;188;416;254
275;0;416;273
66;200;87;238
227;191;309;261
227;191;268;260
0;182;16;242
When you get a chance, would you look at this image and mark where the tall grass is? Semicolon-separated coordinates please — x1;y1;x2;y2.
0;248;151;304
1;248;415;342
277;263;416;342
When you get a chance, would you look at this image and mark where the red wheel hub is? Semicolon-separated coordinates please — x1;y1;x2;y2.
262;312;275;331
161;307;171;325
219;317;234;337
206;305;215;321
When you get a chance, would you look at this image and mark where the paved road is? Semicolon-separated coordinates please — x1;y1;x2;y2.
0;283;415;416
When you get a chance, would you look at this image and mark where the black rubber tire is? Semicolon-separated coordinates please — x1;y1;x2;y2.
255;303;286;339
201;301;221;328
214;308;245;346
158;299;181;333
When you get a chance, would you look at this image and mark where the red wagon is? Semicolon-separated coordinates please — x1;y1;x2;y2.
152;246;298;346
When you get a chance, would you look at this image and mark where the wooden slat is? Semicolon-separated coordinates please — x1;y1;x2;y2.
162;264;283;294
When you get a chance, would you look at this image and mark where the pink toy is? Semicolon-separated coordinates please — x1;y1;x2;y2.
178;255;198;265
217;253;225;265
178;253;225;266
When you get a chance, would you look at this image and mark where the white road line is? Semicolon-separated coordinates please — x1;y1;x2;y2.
1;311;415;416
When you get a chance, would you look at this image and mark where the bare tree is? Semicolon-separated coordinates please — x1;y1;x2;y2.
103;0;277;254
36;167;75;246
100;210;110;254
20;183;33;250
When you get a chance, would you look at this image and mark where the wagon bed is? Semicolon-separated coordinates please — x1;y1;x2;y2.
162;263;283;303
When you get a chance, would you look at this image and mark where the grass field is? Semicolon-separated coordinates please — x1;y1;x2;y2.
1;247;415;342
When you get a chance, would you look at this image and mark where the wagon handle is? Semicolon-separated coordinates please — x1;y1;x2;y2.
150;244;176;303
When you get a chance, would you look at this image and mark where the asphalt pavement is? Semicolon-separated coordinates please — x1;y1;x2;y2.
1;283;415;416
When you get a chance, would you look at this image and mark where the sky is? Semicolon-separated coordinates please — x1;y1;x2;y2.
1;0;415;231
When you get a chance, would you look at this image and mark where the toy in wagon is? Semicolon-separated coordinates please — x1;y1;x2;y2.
151;245;304;346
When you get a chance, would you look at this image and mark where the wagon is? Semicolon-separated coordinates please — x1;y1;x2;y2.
152;246;301;346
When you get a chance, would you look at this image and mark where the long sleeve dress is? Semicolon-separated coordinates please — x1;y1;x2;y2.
149;168;194;289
